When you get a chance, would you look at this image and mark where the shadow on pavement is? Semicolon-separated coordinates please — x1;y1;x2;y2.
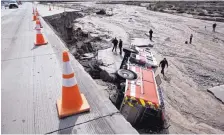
31;45;40;50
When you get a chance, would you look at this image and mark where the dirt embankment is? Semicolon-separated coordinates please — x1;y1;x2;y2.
44;2;224;134
44;11;117;83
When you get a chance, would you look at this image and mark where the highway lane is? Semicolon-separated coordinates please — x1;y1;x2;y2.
1;3;35;133
1;3;62;133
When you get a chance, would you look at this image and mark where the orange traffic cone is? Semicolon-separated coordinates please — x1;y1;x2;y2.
36;15;43;28
34;28;47;46
56;51;90;118
33;14;37;21
36;17;43;28
36;11;39;16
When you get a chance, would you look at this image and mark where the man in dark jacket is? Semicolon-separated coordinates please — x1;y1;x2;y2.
112;37;118;53
118;39;123;55
213;23;217;32
149;29;153;41
189;34;193;44
159;58;168;77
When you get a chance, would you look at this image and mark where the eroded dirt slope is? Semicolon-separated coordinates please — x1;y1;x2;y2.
47;2;224;133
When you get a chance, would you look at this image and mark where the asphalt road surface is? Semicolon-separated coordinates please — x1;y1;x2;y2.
1;3;62;133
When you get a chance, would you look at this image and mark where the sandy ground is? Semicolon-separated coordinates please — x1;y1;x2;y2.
43;2;224;133
71;3;224;133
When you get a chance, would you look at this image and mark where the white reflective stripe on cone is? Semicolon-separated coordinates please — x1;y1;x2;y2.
36;29;41;34
63;76;77;87
36;24;40;29
63;61;73;75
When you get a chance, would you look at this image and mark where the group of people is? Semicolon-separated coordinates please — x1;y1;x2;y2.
189;23;217;44
110;22;217;78
111;28;153;55
112;22;217;49
112;37;123;55
111;37;169;78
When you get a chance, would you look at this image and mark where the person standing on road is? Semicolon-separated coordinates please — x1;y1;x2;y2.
112;37;118;53
213;23;217;32
149;29;153;41
189;34;193;44
119;39;123;55
159;58;168;78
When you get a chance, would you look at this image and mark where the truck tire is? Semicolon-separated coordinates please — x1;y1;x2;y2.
117;69;137;80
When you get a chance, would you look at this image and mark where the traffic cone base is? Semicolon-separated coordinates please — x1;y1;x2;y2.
57;94;90;118
34;42;48;46
35;34;48;46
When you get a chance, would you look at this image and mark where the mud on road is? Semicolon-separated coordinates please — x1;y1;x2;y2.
44;2;224;134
